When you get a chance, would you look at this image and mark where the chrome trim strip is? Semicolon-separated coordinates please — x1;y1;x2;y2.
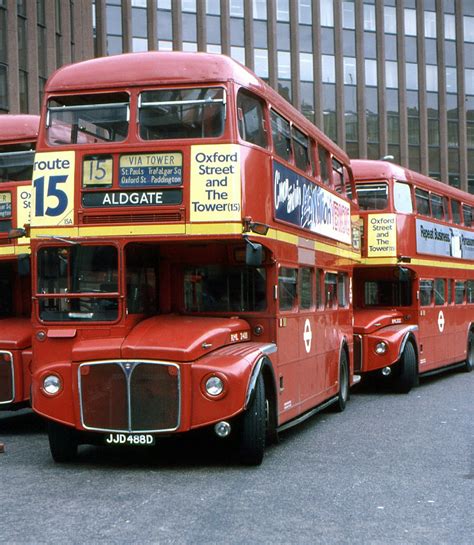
78;359;181;434
398;326;419;360
277;396;338;433
0;350;15;405
260;343;277;355
244;357;265;409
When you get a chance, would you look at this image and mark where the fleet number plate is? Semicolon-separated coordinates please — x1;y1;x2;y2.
105;433;155;446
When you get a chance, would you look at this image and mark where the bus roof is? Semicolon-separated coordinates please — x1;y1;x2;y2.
0;115;40;144
44;51;349;163
352;159;474;204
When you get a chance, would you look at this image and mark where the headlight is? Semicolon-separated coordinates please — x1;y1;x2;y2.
375;341;388;355
43;374;62;395
205;376;224;396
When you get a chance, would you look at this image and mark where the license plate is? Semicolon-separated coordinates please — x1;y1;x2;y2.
105;433;155;446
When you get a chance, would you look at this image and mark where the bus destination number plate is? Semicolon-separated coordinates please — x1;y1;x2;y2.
105;433;155;446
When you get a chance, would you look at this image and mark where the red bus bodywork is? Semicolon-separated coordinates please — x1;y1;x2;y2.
0;114;38;409
353;160;474;392
30;52;360;463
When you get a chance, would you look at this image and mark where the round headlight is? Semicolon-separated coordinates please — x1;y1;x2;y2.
375;341;388;355
43;374;62;395
205;376;224;397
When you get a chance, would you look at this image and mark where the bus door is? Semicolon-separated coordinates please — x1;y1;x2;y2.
418;278;448;370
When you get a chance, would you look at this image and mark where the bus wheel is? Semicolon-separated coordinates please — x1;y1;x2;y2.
332;350;350;412
238;373;266;466
47;421;78;463
464;331;474;372
394;342;418;394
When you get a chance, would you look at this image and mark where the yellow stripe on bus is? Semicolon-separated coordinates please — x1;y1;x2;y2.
360;257;474;270
0;245;31;257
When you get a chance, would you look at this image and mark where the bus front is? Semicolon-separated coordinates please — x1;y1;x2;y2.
30;53;278;464
0;115;38;409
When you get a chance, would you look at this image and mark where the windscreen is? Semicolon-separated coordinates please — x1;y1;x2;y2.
0;143;35;183
356;182;388;210
37;245;119;321
46;93;129;145
139;87;225;140
364;279;412;307
0;262;14;318
184;265;266;312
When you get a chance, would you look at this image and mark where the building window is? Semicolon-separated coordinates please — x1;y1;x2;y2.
385;61;398;88
320;0;334;27
365;59;377;87
404;9;417;36
322;55;336;83
364;4;376;31
444;14;456;40
424;11;436;39
446;67;457;94
343;57;357;85
406;63;419;90
342;1;355;30
465;16;474;43
384;6;396;34
426;65;438;92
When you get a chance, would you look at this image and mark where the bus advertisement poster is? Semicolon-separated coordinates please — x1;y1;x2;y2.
273;161;351;245
366;214;397;257
0;192;12;218
416;218;474;260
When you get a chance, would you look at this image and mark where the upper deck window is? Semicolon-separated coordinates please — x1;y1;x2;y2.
356;182;388;210
451;199;462;224
462;204;473;227
333;158;345;194
271;111;291;162
47;93;129;145
292;128;312;173
415;188;430;216
139;87;225;140
318;145;330;185
393;181;413;213
0;143;35;183
430;193;446;220
237;90;267;148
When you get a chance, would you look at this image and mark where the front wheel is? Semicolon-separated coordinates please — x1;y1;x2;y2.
332;350;350;413
238;373;266;466
393;342;418;393
47;421;78;463
464;331;474;372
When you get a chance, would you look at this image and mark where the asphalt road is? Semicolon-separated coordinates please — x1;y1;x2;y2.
0;368;472;545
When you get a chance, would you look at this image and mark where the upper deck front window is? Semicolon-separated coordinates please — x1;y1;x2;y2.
138;87;226;140
393;181;413;213
0;143;35;183
46;93;129;146
356;182;388;210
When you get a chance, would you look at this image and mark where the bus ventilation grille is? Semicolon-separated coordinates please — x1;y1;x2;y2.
81;212;183;224
0;352;14;404
79;361;180;433
353;335;362;373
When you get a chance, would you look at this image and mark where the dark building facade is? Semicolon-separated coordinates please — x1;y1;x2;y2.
1;0;474;192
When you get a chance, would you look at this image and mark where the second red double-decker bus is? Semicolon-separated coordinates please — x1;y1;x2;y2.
29;52;360;464
353;160;474;392
0;114;38;409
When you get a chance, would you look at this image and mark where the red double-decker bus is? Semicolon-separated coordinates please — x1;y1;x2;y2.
353;160;474;392
30;52;360;464
0;114;38;409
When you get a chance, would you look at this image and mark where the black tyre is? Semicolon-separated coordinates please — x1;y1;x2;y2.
464;331;474;372
238;373;266;466
332;350;350;412
394;342;418;393
48;421;78;463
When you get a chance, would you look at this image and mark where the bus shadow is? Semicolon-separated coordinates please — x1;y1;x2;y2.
0;409;46;435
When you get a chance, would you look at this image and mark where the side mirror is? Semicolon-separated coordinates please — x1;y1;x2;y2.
17;254;30;277
245;237;263;267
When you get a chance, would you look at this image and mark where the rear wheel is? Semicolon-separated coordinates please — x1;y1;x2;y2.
332;350;350;412
394;342;418;394
48;421;78;463
464;331;474;372
238;373;266;466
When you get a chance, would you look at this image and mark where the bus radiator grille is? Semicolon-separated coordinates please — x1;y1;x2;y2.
79;361;180;432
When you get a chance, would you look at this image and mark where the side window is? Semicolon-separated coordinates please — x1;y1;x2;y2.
451;199;462;224
325;272;337;308
344;167;353;199
430;193;445;220
318;145;330;185
356;183;388;210
292;128;312;173
299;267;313;309
419;279;433;306
237;90;267;148
447;279;453;304
434;278;445;305
332;158;345;194
462;204;472;227
338;273;348;307
455;281;465;304
271;111;292;162
415;188;430;216
467;280;474;304
394;181;414;213
316;268;323;308
278;267;297;310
